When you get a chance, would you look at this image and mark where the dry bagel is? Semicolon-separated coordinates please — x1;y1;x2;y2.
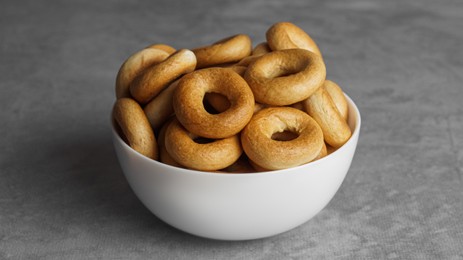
303;87;352;148
113;98;158;160
115;48;169;99
130;49;196;104
144;79;180;130
173;67;254;139
193;34;252;69
241;107;324;170
244;49;326;106
266;21;322;56
323;80;348;121
164;119;242;171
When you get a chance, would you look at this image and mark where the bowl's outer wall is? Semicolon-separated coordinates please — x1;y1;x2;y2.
112;95;361;240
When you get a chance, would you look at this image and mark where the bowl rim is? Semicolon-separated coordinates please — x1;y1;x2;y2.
111;93;361;177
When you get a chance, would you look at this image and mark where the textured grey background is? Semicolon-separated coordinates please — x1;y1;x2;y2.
1;0;463;259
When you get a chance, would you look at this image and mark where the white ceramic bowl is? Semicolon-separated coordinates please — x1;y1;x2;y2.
111;94;361;240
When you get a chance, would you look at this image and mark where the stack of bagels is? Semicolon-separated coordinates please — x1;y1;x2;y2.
112;22;352;173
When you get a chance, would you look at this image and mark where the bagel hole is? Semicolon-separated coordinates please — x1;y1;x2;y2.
203;92;230;114
271;130;299;141
193;137;216;144
202;98;219;114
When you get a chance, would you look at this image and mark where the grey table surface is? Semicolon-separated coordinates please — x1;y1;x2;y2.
1;0;463;259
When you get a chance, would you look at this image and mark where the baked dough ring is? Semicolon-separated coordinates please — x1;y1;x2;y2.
144;79;179;130
249;141;325;171
266;22;322;56
193;34;252;69
115;48;169;99
303;87;352;148
130;49;196;104
323;80;348;121
173;67;254;139
164;119;242;171
244;49;326;106
241;107;324;170
112;98;158;160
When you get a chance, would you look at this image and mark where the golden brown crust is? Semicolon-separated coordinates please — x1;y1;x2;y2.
236;54;263;67
144;79;180;130
157;118;184;167
173;67;255;139
115;48;169;99
252;42;271;56
312;142;328;161
146;43;176;55
303;87;352;148
241;107;324;170
266;22;322;56
244;49;326;106
193;34;252;69
323;80;348;121
164;119;242;171
112;98;158;160
248;159;270;172
130;49;197;104
229;65;247;76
